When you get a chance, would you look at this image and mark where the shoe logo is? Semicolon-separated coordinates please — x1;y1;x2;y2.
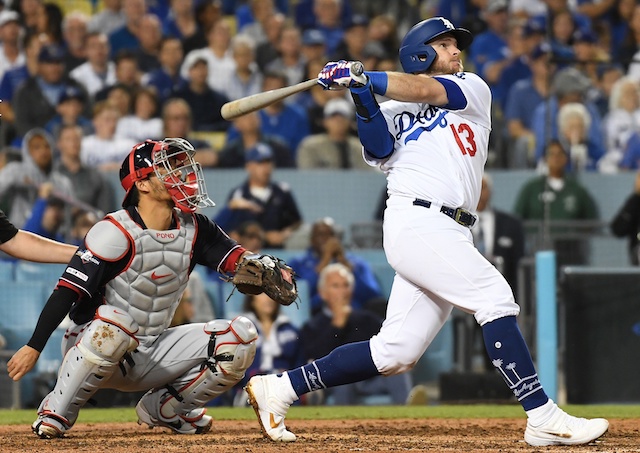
269;413;281;429
151;271;172;280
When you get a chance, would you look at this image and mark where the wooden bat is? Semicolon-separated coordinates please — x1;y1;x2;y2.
220;62;364;120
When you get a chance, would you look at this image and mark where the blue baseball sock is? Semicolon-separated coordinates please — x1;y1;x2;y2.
287;341;380;396
482;316;549;411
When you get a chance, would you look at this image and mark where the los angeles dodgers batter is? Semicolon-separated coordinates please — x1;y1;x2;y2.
245;17;609;446
8;138;259;438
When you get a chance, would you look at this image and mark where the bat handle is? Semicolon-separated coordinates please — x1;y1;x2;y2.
351;61;364;76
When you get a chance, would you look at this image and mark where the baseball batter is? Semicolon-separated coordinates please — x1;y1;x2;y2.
7;138;260;438
246;17;609;447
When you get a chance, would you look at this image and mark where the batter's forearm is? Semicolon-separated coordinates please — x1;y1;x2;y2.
1;230;77;263
383;72;449;105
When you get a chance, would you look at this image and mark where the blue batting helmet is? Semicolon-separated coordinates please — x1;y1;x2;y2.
399;17;473;73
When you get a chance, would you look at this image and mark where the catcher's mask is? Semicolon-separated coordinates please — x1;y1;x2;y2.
119;138;215;213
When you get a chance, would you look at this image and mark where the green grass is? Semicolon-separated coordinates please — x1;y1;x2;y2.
1;405;638;426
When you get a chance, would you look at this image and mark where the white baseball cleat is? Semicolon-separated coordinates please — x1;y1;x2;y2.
31;413;70;439
524;408;609;446
245;375;296;442
136;390;213;435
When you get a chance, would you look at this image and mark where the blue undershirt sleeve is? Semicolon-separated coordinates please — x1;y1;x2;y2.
432;77;467;110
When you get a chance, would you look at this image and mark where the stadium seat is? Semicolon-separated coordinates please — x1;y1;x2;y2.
0;260;15;281
0;282;48;329
14;262;67;291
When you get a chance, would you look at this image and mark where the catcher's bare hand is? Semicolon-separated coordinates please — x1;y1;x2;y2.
7;345;40;381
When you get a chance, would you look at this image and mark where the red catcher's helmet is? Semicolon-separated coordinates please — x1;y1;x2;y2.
119;138;215;213
399;17;473;73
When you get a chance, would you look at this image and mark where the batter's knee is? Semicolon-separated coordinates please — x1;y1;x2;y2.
78;305;139;366
474;298;521;326
370;334;423;376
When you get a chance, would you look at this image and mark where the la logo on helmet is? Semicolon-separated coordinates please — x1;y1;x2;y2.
440;18;454;30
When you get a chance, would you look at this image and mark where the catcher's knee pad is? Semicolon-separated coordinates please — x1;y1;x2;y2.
78;305;139;365
204;316;258;380
35;306;139;429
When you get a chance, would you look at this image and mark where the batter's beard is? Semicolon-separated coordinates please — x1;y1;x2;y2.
428;59;464;75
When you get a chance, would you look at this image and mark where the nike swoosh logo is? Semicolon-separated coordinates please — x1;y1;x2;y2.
151;271;172;280
270;413;281;429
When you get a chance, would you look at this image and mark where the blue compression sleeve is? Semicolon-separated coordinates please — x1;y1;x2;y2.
365;71;388;95
350;82;394;159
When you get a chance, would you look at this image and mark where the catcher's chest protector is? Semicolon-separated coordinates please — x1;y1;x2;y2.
106;210;196;338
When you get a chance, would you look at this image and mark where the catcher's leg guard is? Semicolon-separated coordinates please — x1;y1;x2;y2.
32;306;139;438
136;316;257;434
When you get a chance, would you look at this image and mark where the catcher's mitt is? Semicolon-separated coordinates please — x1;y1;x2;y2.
230;254;297;306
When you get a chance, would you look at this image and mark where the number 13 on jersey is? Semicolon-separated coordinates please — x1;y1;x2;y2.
450;123;477;157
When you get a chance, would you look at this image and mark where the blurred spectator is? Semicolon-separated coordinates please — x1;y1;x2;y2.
69;209;98;246
232;220;265;252
0;128;75;228
182;18;234;94
162;0;198;42
133;14;162;73
13;43;87;139
288;217;383;314
225;34;263;101
504;43;555;169
43;85;93;139
617;3;640;72
161;97;217;165
173;54;229;133
367;14;398;57
619;131;640;170
610;171;640;265
55;124;114;216
88;0;126;36
239;0;277;45
474;174;525;290
610;0;635;60
80;101;136;171
104;83;133;117
556;102;605;172
234;291;305;406
300;28;327;65
19;0;44;34
108;0;146;57
300;263;410;405
61;10;89;72
22;182;66;242
69;32;116;99
531;67;605;168
37;2;64;45
182;0;223;55
95;50;141;102
115;87;163;141
309;0;345;56
295;0;352;31
0;31;44;144
265;24;305;97
214;144;302;248
141;37;187;103
595;63;625;118
572;28;607;88
0;10;24;82
549;8;579;59
330;14;368;61
601;77;640;173
218;112;293;168
297;98;370;170
514;140;599;266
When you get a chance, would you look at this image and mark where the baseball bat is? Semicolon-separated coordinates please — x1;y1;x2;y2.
220;61;365;121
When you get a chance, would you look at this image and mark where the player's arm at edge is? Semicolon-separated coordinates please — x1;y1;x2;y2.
351;71;466;159
0;229;78;263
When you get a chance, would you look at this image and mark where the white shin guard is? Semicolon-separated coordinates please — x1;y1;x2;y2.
37;306;139;429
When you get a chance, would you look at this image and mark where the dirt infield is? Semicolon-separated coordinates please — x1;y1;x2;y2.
0;418;638;453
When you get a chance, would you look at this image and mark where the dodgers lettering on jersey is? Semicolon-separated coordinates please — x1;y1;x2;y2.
364;72;492;211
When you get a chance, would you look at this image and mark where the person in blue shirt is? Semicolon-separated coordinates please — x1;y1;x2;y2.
22;184;66;243
214;144;302;249
108;0;146;57
468;0;509;83
142;37;187;104
288;217;383;315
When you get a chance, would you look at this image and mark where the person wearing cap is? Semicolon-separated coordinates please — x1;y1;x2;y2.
44;85;93;139
22;182;67;242
214;142;302;248
13;43;87;139
0;10;24;81
504;42;556;168
7;138;267;439
530;66;605;167
218;111;294;168
297;97;371;170
300;28;327;63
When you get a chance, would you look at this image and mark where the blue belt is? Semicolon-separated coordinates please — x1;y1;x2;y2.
412;198;476;228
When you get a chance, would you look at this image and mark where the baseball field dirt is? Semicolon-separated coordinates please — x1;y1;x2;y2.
1;418;638;452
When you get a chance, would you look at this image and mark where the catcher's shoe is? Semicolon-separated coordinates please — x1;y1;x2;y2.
136;390;212;435
245;375;296;442
524;407;609;446
31;413;70;439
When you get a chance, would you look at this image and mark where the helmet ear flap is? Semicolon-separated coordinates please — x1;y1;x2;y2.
403;46;437;73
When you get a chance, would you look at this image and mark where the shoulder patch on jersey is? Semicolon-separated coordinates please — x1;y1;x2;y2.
85;219;131;261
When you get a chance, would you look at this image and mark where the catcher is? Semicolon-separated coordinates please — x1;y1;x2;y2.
7;138;296;438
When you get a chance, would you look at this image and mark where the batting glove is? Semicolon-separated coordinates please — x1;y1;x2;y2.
317;60;367;90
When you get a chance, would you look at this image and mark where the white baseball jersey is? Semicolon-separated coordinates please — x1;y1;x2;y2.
364;72;491;211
